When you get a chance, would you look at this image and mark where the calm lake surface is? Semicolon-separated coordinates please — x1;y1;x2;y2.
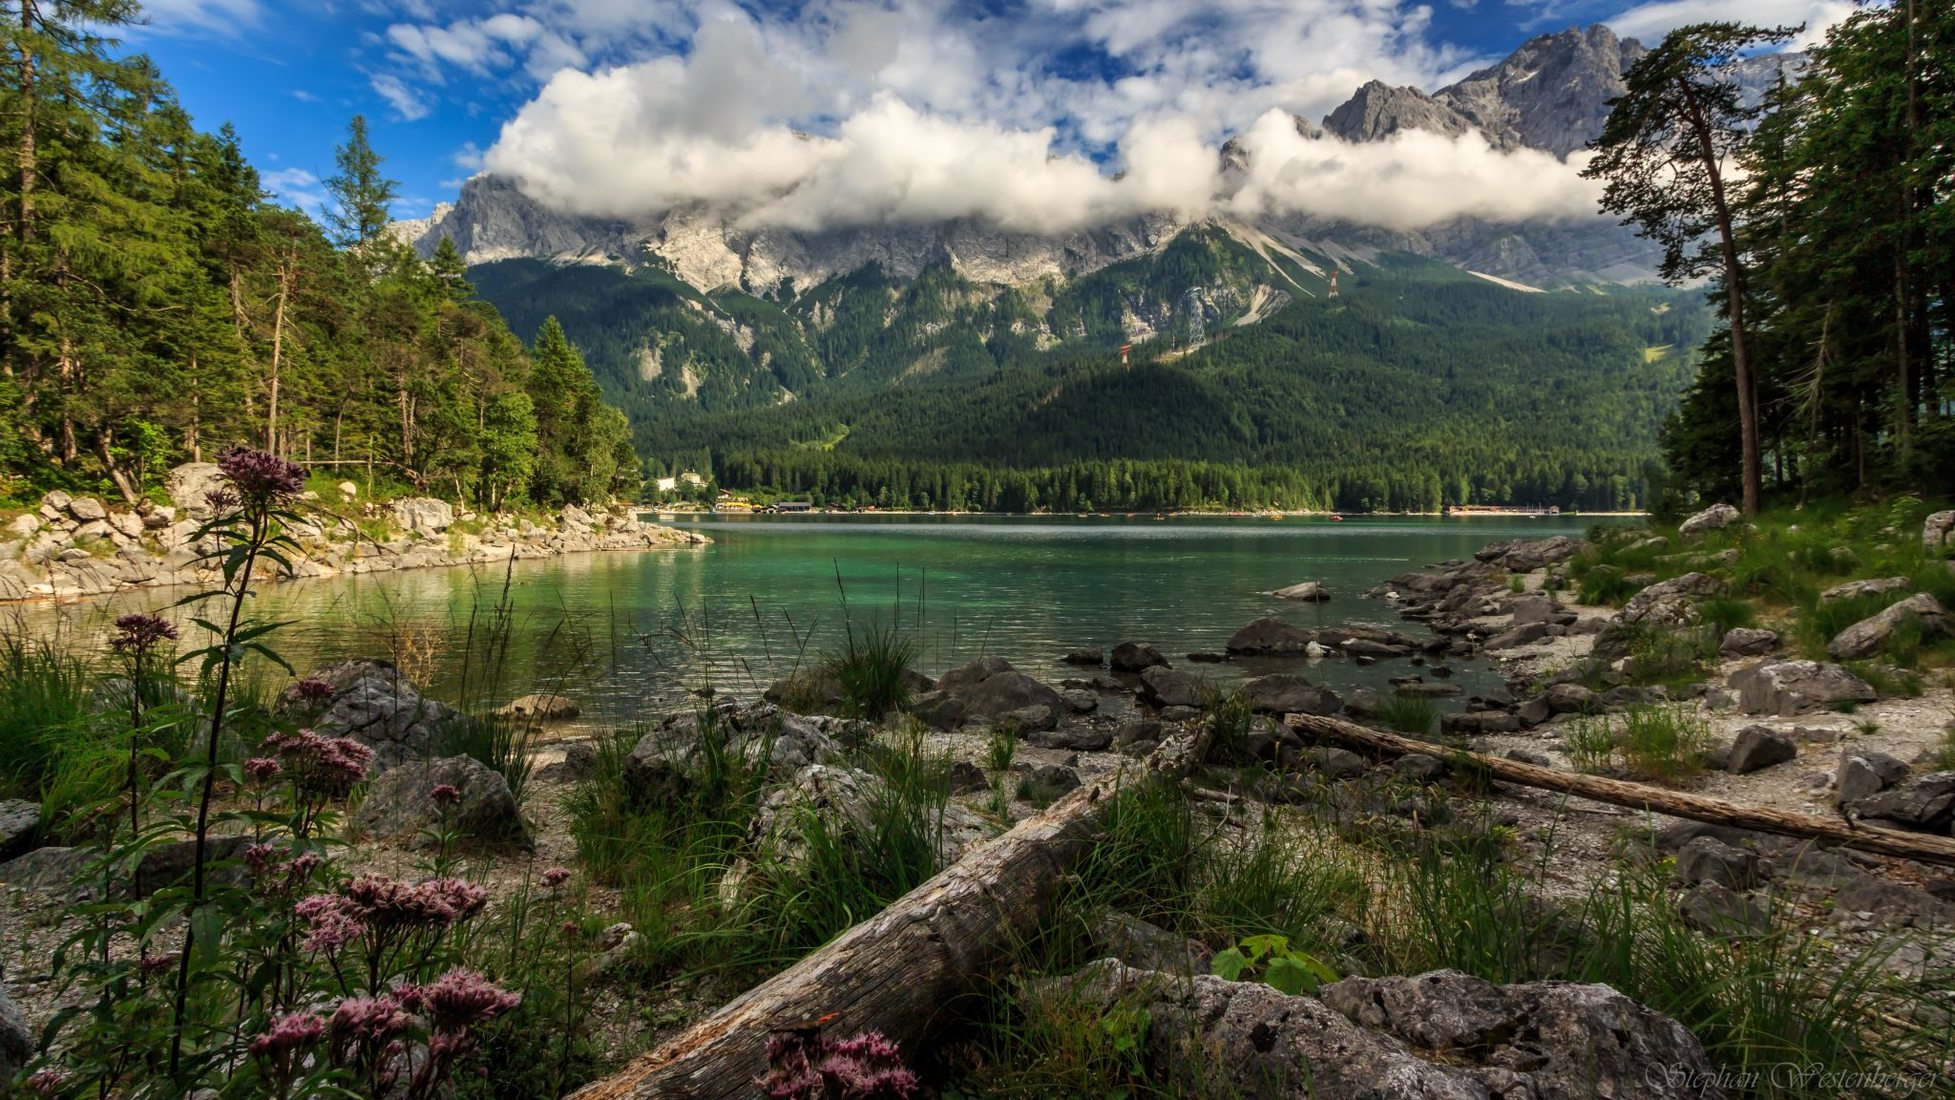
19;514;1607;724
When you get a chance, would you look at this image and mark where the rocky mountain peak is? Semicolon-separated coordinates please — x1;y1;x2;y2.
1320;80;1475;145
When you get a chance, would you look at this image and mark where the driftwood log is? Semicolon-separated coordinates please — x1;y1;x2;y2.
1286;712;1955;867
569;726;1213;1100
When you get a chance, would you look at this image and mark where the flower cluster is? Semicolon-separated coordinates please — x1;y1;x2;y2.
250;1012;325;1057
261;729;373;797
293;677;337;704
244;756;284;782
25;1068;71;1097
757;1028;919;1100
398;968;521;1032
541;866;572;890
296;873;488;956
243;842;325;898
429;783;462;807
109;612;178;654
217;447;308;505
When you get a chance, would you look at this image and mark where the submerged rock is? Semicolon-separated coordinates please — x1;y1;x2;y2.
1225;617;1315;656
1272;580;1329;601
1109;641;1170;673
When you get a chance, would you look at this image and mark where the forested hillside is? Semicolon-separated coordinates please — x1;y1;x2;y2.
0;8;635;509
480;250;1708;513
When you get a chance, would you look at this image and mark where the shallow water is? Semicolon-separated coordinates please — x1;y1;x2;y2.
15;513;1607;723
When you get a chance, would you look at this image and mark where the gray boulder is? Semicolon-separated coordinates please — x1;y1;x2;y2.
958;671;1067;725
1;979;30;1085
1819;576;1913;603
1483;621;1552;650
1138;666;1209;710
67;496;108;522
1719;627;1779;657
1837;749;1909;804
1061;647;1104;666
935;656;1014;696
1619;571;1721;628
1849;771;1955;833
1473;535;1591;571
1024;724;1113;752
0;845;90;891
390;496;456;533
1544;682;1599;714
1109;641;1170;673
1827;593;1951;660
1394;681;1461;698
1925;510;1955;555
1679;882;1772;937
1727;727;1798;774
1441;710;1521;734
1728;660;1875;716
0;799;38;861
1224;617;1314;655
1675;836;1762;890
1303;747;1370;778
1091;912;1210;973
314;674;463;774
495;693;580;721
1272;580;1329;601
1835;878;1955;929
352;755;529;848
166;461;225;519
1678;503;1741;540
1240;674;1341;716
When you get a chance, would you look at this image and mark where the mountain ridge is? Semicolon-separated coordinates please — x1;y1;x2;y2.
397;24;1709;293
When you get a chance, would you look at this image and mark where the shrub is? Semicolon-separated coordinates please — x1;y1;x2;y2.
1374;694;1438;736
824;619;917;720
1617;705;1711;783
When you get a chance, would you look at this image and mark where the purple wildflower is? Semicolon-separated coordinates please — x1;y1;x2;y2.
399;968;520;1032
109;612;178;653
25;1068;71;1097
250;1012;325;1056
430;783;462;807
758;1028;918;1100
244;756;284;783
217;447;308;504
293;677;336;703
261;729;372;796
296;893;365;951
327;994;414;1050
541;866;572;889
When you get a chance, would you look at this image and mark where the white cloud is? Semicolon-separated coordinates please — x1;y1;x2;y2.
1224;111;1601;230
370;73;432;121
400;0;1611;235
263;167;328;214
138;0;262;35
1606;0;1855;48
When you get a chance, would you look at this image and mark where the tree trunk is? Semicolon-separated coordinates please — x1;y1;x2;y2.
93;428;139;504
1285;714;1955;866
266;250;290;455
569;729;1214;1100
1678;78;1761;515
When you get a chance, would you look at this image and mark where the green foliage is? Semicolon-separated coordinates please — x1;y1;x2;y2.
1202;691;1256;764
823;618;918;720
1374;694;1439;736
1209;934;1338;995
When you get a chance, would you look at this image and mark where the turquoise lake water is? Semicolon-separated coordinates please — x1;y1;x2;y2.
21;513;1606;722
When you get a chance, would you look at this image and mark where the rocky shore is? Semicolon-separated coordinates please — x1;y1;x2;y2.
0;462;706;602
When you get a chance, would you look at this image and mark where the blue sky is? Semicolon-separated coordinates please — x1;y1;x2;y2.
125;0;1843;225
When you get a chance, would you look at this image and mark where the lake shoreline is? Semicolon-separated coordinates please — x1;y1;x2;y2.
2;468;708;607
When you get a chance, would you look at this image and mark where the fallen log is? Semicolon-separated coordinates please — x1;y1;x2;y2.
570;726;1212;1100
1285;712;1955;867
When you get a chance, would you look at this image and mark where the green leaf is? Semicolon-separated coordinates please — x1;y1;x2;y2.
1263;955;1318;996
1209;946;1248;982
1239;933;1288;963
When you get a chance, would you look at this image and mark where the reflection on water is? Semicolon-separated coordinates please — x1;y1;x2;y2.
9;513;1610;723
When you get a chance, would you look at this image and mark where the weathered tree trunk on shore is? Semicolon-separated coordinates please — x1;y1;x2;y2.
569;728;1213;1100
1286;713;1955;867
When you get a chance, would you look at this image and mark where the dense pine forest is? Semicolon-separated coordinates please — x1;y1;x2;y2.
0;6;634;510
1615;6;1955;510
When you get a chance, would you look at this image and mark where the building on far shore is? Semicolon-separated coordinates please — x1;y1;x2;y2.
654;470;708;494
